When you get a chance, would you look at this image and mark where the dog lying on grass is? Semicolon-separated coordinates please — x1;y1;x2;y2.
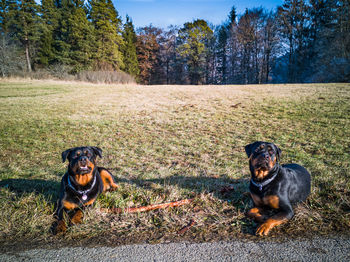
52;146;118;235
245;141;311;236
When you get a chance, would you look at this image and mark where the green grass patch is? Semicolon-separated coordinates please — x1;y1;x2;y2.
0;80;349;249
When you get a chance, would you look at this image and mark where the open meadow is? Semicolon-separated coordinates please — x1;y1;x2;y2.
0;80;349;249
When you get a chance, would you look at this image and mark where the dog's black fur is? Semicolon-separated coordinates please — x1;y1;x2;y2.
52;146;117;234
245;141;311;236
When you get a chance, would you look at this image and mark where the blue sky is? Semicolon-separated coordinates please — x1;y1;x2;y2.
114;0;284;28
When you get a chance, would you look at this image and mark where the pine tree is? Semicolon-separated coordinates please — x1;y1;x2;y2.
216;25;228;84
0;0;17;35
37;0;59;66
228;6;237;27
88;0;124;70
121;15;139;78
54;0;94;72
11;0;41;72
0;0;24;76
67;0;95;72
204;23;216;84
307;0;350;82
226;6;239;83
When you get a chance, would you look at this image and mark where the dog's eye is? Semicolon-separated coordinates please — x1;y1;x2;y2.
255;145;264;152
73;151;81;159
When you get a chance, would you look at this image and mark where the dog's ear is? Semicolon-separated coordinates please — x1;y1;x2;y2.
273;144;282;161
245;142;259;158
244;144;253;158
91;147;102;158
62;148;73;163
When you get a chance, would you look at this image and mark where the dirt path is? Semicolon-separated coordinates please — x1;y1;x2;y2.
1;236;349;262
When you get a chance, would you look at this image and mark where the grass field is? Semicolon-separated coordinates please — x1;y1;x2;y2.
0;80;349;249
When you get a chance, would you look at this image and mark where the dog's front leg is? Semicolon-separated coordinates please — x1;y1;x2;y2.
256;204;294;236
53;199;79;234
52;199;67;235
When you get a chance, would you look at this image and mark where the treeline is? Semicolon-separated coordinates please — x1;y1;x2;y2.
0;0;349;84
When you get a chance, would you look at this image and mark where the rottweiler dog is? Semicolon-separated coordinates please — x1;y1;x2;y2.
52;146;118;234
245;141;311;236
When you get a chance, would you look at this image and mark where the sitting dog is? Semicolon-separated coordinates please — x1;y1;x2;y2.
245;141;311;236
52;146;118;234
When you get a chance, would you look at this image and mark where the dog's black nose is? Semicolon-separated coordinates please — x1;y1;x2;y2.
80;156;88;164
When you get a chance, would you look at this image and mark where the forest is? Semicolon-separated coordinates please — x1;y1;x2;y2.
0;0;349;84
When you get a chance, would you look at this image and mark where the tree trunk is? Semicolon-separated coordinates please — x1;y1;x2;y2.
265;51;270;83
25;36;32;72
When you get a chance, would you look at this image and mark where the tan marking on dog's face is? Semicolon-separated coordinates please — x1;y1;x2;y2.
74;160;95;186
253;168;270;180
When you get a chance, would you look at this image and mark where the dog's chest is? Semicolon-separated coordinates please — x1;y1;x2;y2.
251;193;280;209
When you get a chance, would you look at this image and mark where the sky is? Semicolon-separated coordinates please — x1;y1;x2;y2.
114;0;284;29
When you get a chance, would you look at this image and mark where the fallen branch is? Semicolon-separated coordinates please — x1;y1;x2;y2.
101;198;194;214
178;219;196;235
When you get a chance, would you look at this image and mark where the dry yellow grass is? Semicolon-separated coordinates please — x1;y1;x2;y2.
0;80;349;250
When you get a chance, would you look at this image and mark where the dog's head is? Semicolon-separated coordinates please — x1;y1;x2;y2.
62;146;102;175
245;141;281;181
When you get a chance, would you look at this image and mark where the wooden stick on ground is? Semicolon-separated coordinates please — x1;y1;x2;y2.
100;198;194;214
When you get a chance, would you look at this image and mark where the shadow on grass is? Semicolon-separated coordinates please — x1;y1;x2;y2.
119;175;248;199
0;174;258;238
0;174;251;210
0;178;60;204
